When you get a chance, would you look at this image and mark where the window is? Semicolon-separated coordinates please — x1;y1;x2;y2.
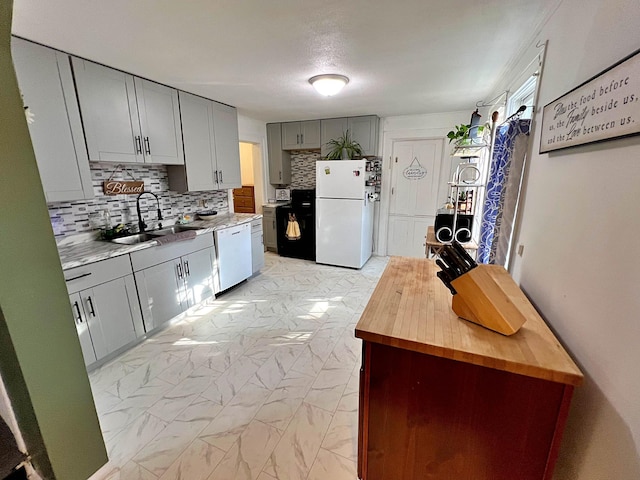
507;73;538;119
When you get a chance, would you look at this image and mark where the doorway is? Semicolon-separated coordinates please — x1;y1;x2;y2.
386;138;443;257
233;142;264;214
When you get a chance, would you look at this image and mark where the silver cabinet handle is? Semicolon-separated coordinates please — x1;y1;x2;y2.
65;272;92;282
272;220;276;229
177;262;183;279
144;137;151;155
184;260;190;276
135;136;142;154
73;301;83;323
219;170;223;183
301;133;303;144
215;170;219;184
279;171;282;180
87;296;96;317
296;134;300;144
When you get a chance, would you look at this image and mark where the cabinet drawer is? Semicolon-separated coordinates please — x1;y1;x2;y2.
233;186;254;197
234;196;254;208
130;233;214;271
65;255;133;294
251;219;262;233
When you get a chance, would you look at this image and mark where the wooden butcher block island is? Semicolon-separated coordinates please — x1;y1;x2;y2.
355;257;583;480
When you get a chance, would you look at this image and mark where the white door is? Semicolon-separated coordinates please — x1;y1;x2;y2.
134;78;184;165
387;138;443;257
316;160;366;199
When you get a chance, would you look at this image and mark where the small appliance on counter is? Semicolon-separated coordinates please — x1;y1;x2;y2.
316;159;374;269
275;188;291;201
276;189;316;261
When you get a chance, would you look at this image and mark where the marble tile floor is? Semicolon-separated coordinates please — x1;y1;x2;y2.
94;252;389;480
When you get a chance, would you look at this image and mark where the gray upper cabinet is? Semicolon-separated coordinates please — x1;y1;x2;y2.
72;57;184;165
320;116;379;157
282;120;321;150
320;118;348;157
168;92;241;192
134;78;185;165
11;38;94;202
211;101;242;189
267;123;291;185
348;115;379;156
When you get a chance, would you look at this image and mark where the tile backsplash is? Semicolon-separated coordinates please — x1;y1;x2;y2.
48;163;228;237
290;150;322;189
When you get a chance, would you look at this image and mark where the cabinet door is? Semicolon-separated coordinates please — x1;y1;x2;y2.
178;91;216;191
251;231;265;273
281;122;301;150
81;277;138;360
321;118;348;157
134;78;184;165
71;57;143;163
69;293;97;366
11;38;94;202
267;123;291;184
262;211;278;251
300;120;321;149
135;260;186;332
211;101;241;189
182;247;216;307
349;116;379;156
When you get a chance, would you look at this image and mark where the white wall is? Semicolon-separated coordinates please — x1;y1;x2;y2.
237;113;270;206
376;111;472;254
493;0;640;478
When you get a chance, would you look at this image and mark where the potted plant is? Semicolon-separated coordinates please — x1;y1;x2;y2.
324;129;363;159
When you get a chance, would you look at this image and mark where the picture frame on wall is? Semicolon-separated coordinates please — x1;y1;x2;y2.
539;48;640;153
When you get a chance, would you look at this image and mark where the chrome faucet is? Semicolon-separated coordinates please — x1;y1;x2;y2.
136;192;163;232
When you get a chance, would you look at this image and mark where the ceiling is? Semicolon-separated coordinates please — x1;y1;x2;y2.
11;0;560;122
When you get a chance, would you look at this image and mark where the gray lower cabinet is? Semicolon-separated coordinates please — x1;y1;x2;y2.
65;256;144;367
251;219;265;273
262;206;278;252
11;37;93;202
320;115;379;157
131;234;217;331
267;123;291;185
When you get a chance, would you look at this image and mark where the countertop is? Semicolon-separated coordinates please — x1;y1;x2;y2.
58;213;261;270
355;257;583;386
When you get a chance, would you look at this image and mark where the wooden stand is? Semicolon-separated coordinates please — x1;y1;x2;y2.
450;264;533;336
355;258;583;480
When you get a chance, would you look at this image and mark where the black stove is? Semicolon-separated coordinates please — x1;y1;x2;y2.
276;189;316;261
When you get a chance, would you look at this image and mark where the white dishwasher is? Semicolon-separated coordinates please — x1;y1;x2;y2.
215;222;252;292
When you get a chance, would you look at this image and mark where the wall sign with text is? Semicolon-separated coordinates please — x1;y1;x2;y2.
540;49;640;153
102;180;144;195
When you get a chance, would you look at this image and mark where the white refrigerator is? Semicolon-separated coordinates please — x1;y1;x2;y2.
316;160;374;268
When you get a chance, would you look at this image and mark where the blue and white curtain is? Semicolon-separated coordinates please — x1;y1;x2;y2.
477;119;531;265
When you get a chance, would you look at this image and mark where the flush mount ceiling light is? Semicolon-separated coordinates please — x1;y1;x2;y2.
309;74;349;96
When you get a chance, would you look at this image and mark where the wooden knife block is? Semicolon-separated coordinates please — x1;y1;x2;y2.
450;264;534;336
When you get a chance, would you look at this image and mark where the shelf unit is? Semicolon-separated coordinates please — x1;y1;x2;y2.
364;156;382;199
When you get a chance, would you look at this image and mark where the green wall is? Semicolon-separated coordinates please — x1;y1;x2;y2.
0;2;108;479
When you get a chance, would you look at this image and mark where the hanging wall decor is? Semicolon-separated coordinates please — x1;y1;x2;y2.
403;157;427;179
540;48;640;153
102;164;144;195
